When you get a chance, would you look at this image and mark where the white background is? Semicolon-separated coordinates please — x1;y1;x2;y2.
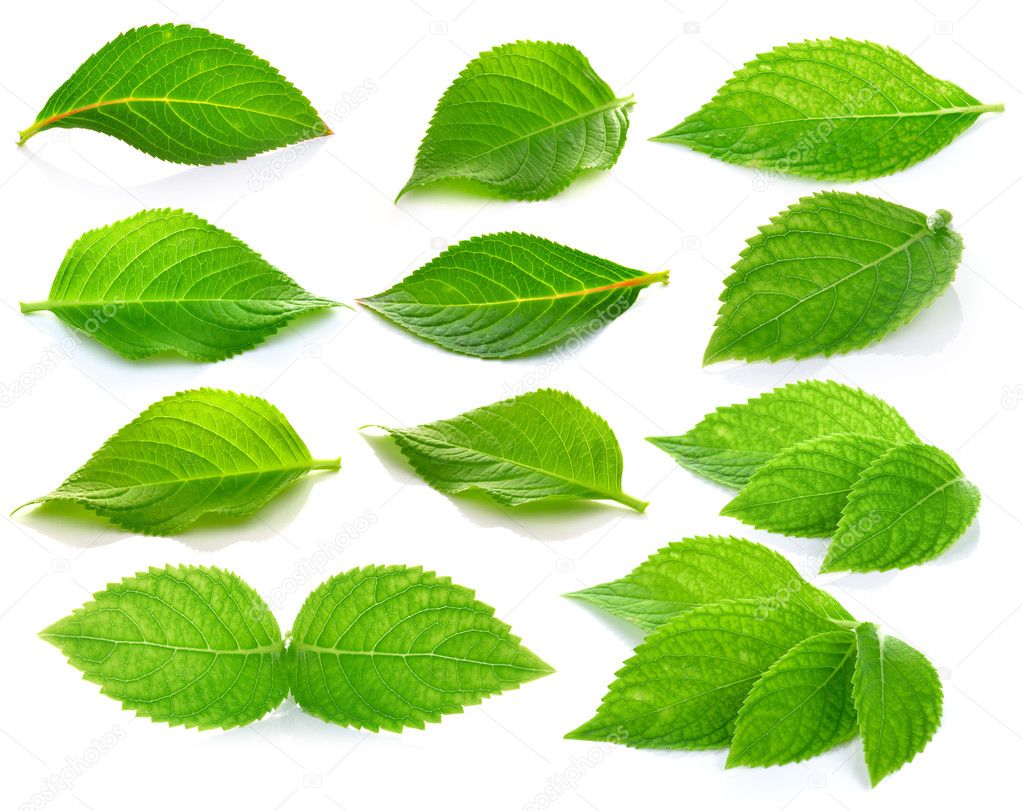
0;1;1020;809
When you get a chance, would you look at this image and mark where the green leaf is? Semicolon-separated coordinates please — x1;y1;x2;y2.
703;192;963;364
727;630;857;768
853;623;943;786
41;565;286;730
359;232;667;359
822;443;980;572
648;379;917;488
722;433;894;537
567;535;851;631
566;598;836;749
398;41;632;200
21;209;341;362
18;23;329;164
16;388;339;535
652;38;1002;180
372;388;646;511
287;565;553;732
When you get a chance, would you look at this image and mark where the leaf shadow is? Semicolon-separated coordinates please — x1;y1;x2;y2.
15;474;326;550
362;432;646;541
20;135;331;200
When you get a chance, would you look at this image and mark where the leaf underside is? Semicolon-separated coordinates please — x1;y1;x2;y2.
853;623;943;786
360;232;667;358
648;379;918;488
567;535;851;631
375;388;646;511
654;38;1001;180
22;209;340;361
823;442;980;572
41;565;286;730
704;191;963;364
287;565;553;732
20;23;329;164
398;40;632;200
19;388;338;535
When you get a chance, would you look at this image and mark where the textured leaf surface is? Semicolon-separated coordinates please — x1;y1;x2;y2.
648;379;917;488
566;599;835;748
398;41;632;200
42;565;286;729
360;232;667;358
567;535;851;631
823;443;980;572
18;389;339;535
704;192;963;364
728;630;857;768
853;623;943;786
287;565;552;732
21;209;340;361
653;38;1002;180
19;24;329;164
374;389;646;511
722;433;894;537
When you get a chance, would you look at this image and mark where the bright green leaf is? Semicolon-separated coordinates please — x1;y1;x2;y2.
21;209;341;362
567;535;851;631
728;630;857;768
287;565;553;732
853;623;943;786
371;388;646;511
19;24;329;164
703;192;963;364
722;433;894;537
652;38;1002;180
398;41;632;200
566;598;836;749
360;232;667;358
41;565;286;730
823;443;980;572
16;388;339;535
648;379;917;488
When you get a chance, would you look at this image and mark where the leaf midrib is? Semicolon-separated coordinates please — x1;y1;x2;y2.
365;271;667;309
35;459;338;503
41;632;283;656
390;428;642;509
659;104;1004;138
22;296;334;311
20;96;319;143
292;640;550;671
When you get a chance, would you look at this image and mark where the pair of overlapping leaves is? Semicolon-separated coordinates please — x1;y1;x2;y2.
568;536;942;786
650;380;980;572
43;564;552;732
